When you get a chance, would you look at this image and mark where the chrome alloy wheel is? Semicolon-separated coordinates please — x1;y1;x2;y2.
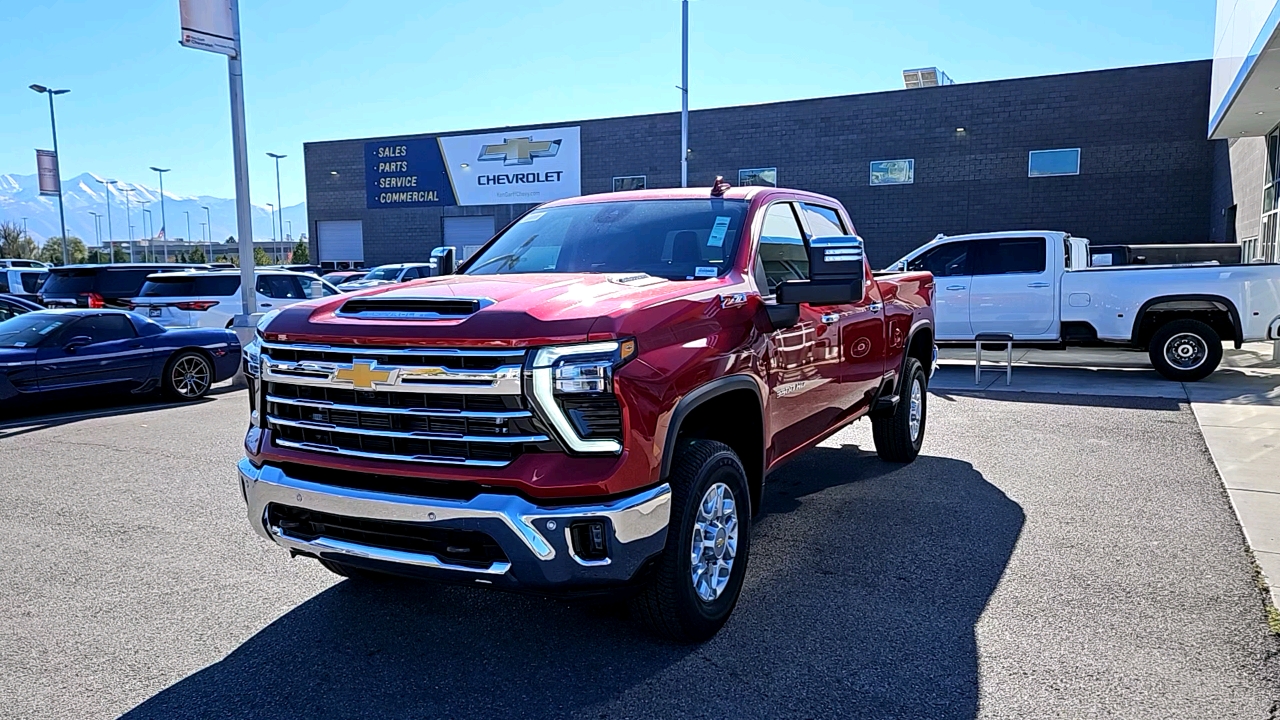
690;482;739;603
908;377;923;443
1164;332;1208;371
172;355;211;398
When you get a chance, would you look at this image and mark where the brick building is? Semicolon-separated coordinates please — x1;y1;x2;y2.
304;60;1219;269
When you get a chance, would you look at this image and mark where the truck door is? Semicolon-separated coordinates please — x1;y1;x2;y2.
968;236;1055;337
799;202;885;416
907;240;973;339
756;202;848;460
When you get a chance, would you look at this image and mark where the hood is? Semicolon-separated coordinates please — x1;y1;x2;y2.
265;272;731;346
337;279;394;289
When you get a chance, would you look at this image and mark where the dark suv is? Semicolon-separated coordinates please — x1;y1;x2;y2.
39;264;209;309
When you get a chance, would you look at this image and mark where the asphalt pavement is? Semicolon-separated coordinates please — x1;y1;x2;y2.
1;388;1276;719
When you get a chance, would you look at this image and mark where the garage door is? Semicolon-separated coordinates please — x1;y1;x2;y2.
443;216;495;261
317;221;364;264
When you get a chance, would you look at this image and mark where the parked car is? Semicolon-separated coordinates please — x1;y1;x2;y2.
0;309;241;404
240;185;936;642
0;267;48;303
0;259;52;269
130;269;341;328
336;262;434;290
885;230;1280;380
0;295;42;322
38;264;209;310
321;270;368;286
264;264;324;276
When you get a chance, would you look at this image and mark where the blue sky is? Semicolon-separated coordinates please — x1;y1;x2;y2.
1;0;1213;208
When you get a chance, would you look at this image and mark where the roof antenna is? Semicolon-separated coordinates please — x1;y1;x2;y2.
711;176;731;197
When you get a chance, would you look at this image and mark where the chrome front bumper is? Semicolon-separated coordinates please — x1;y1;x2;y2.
238;459;672;589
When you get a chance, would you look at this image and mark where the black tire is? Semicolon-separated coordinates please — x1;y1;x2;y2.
1147;319;1223;382
162;351;213;400
872;358;927;463
631;439;752;643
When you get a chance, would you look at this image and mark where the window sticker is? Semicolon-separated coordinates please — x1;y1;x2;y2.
695;266;718;278
522;211;546;223
13;342;26;347
707;216;732;247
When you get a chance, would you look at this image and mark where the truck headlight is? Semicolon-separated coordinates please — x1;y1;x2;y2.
530;340;635;454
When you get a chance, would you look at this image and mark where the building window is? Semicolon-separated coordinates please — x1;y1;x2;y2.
739;167;777;187
1262;129;1280;263
870;159;914;186
612;176;646;192
1028;148;1080;177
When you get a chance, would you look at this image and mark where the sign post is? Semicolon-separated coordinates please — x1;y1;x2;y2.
180;0;255;320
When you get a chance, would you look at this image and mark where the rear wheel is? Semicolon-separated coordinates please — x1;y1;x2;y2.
631;439;751;643
872;358;927;463
1147;319;1222;382
163;351;212;400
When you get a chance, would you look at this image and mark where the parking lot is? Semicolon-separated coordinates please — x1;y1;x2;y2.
2;384;1276;719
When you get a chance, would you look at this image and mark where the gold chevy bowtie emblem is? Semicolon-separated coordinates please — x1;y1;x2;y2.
478;136;561;166
334;361;393;389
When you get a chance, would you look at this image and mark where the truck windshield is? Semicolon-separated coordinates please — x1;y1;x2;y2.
463;199;749;280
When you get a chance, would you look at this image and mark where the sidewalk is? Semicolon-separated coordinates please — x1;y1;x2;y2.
934;344;1280;607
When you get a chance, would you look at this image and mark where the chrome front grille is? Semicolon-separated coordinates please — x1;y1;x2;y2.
260;343;547;467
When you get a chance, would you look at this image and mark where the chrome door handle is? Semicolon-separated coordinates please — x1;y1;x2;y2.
946;285;967;291
260;303;273;308
1027;282;1050;288
868;303;883;313
821;313;840;324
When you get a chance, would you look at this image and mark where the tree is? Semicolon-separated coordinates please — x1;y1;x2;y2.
291;240;309;264
253;246;271;266
188;247;207;264
0;221;38;259
38;236;87;266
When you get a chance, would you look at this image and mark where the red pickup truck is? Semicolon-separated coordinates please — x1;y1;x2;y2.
239;185;935;641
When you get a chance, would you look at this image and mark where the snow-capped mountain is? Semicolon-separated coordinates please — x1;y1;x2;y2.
0;172;306;246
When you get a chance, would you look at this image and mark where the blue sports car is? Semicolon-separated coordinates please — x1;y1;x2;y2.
0;309;242;405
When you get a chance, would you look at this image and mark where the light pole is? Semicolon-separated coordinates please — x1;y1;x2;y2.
680;0;689;188
200;222;208;259
150;167;169;262
287;220;292;242
184;211;192;260
95;178;116;263
30;84;70;264
139;201;152;262
201;205;212;263
266;202;275;262
267;152;286;254
88;211;101;262
143;209;153;261
122;186;135;262
20;218;27;238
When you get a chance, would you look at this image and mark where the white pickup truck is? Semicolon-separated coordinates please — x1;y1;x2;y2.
886;231;1280;381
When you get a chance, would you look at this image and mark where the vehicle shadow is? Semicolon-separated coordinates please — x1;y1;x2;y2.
120;446;1023;720
0;384;244;437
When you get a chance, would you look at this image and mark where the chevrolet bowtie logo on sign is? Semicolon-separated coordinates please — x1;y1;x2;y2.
333;361;395;390
478;136;562;166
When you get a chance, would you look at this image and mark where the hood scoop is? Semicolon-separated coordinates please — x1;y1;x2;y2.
337;297;491;320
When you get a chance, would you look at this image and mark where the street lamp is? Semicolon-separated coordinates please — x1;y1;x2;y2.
150;167;170;262
30;84;70;264
200;222;208;260
143;209;153;261
287;220;292;241
680;1;689;188
122;186;135;262
266;152;287;259
94;178;116;263
88;211;101;262
139;202;152;262
201;205;212;262
266;203;275;262
184;211;192;260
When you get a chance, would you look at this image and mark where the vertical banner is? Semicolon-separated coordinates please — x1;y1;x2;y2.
179;0;238;56
36;150;60;196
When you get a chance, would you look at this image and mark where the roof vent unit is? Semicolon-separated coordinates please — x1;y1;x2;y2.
902;67;954;89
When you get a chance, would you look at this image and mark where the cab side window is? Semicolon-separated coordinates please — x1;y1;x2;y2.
908;241;972;277
970;238;1047;275
801;204;848;236
757;203;809;294
257;275;305;299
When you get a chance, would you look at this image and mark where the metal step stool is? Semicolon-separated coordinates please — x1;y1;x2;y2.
975;332;1014;386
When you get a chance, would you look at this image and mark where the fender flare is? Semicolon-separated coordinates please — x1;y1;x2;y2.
873;318;934;417
1130;294;1242;346
659;374;764;482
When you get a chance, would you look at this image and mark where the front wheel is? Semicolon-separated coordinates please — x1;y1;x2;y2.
872;358;927;463
1147;319;1223;382
631;439;752;643
163;351;213;400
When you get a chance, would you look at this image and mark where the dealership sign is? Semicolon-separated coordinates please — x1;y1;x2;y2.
178;0;238;57
365;126;581;209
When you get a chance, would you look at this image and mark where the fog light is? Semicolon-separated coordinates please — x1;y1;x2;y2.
569;521;609;561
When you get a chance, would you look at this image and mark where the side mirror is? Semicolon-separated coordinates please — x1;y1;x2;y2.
63;335;92;352
308;280;323;299
431;246;456;276
776;235;866;305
